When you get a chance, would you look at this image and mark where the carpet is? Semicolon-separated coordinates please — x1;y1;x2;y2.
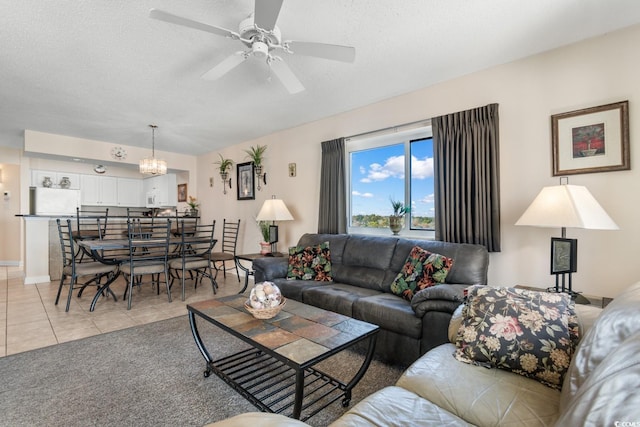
0;316;404;427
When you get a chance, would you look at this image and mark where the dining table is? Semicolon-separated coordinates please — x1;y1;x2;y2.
77;235;217;311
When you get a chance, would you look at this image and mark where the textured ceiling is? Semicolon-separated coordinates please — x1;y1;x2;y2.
2;0;640;156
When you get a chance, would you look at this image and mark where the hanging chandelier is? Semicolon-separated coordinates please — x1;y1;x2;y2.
139;124;167;175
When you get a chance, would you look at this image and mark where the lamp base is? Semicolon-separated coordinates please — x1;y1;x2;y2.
544;286;591;305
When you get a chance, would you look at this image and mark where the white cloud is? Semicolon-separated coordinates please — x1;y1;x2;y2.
411;156;434;179
352;190;374;198
362;156;404;182
419;193;435;204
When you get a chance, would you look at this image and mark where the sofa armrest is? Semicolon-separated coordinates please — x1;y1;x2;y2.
411;284;469;318
253;257;288;282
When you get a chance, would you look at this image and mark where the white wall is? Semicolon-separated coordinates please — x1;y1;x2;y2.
198;23;640;300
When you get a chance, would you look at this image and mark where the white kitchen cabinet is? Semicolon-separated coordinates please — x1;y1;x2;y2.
116;178;144;207
81;175;118;206
31;170;80;189
144;173;177;207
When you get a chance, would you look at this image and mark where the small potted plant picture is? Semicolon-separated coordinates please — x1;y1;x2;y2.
389;197;409;235
258;220;271;254
187;196;199;216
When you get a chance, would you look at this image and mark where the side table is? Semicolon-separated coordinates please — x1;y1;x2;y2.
235;252;286;293
515;285;612;308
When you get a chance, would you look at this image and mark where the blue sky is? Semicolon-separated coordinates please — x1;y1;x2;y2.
350;138;434;217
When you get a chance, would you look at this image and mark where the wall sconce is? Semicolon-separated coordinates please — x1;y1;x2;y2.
254;165;267;191
220;171;232;194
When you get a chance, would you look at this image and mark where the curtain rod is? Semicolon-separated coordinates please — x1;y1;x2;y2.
345;118;431;142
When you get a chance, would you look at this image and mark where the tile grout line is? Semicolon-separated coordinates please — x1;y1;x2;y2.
36;282;61;345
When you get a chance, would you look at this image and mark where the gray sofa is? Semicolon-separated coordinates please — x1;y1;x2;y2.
207;281;640;427
253;233;489;366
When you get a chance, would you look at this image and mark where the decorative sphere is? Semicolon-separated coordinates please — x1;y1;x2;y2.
248;282;282;310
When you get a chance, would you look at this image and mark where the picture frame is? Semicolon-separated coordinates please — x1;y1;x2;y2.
550;237;577;275
268;225;279;244
177;183;187;202
551;100;630;176
237;162;255;200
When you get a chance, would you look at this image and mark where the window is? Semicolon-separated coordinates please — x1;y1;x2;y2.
346;123;434;238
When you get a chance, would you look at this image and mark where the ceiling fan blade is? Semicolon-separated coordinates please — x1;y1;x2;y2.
149;9;239;39
253;0;284;31
201;53;247;80
286;41;356;63
270;59;305;94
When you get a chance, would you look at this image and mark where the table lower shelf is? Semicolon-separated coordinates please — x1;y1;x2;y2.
205;348;350;422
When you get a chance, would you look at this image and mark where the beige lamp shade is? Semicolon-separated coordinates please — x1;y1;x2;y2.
256;198;294;222
515;184;618;230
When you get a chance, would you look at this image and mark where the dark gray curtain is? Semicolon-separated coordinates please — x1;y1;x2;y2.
318;138;347;234
433;103;501;252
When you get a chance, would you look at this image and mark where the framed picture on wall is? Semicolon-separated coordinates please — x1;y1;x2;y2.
551;100;630;176
550;237;577;275
177;183;187;202
237;162;255;200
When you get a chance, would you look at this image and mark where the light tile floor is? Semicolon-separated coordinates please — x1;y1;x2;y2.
0;266;247;357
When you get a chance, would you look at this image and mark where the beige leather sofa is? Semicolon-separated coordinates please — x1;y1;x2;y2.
207;281;640;426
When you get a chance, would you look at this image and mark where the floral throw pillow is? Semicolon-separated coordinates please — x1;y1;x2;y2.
286;242;332;281
454;286;580;390
390;246;454;301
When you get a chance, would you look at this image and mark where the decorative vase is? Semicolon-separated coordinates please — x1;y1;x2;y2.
389;216;403;235
190;208;198;217
260;241;271;255
42;176;53;188
59;176;71;189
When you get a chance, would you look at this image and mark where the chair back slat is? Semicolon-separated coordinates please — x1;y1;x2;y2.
220;219;241;255
57;219;76;268
178;220;216;259
127;218;171;264
76;207;109;239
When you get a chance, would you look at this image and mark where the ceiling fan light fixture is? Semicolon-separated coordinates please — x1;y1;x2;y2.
139;124;167;175
252;41;269;58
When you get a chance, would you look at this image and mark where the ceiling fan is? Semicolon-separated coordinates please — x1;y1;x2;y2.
149;0;356;94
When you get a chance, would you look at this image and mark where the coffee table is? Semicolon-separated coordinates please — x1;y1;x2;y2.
187;296;379;421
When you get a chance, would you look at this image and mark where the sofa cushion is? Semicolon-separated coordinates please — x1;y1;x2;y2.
328;385;473;427
287;241;332;281
336;236;396;291
557;330;640;426
384;238;489;290
353;293;422;340
561;280;640;408
390;246;453;301
301;283;381;317
397;343;562;426
454;286;578;390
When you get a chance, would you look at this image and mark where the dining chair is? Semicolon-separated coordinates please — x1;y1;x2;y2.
210;219;241;281
75;207;109;261
168;220;217;301
76;207;109;240
56;219;119;312
120;218;172;310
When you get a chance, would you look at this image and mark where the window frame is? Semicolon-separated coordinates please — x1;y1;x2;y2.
345;122;434;239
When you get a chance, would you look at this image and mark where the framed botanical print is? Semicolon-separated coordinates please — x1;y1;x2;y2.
237;162;255;200
177;183;187;202
550;237;577;274
551;100;630;176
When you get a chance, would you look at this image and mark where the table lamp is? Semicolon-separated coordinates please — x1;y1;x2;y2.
515;182;618;303
256;195;294;255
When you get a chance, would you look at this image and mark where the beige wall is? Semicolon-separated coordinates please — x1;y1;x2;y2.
0;148;23;264
198;23;640;299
